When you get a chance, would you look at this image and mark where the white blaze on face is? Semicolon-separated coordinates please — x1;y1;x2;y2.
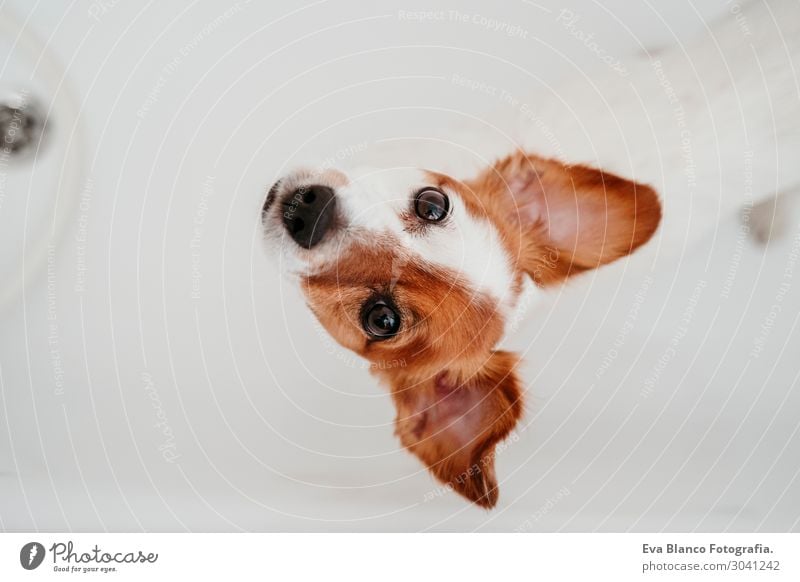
336;166;519;313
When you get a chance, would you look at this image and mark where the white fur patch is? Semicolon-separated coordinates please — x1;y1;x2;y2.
339;166;519;312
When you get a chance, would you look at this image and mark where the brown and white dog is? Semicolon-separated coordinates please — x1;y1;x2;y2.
261;0;799;508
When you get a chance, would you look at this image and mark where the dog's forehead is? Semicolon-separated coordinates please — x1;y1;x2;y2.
334;166;518;310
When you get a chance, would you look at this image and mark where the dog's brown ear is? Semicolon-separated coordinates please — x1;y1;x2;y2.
469;152;661;285
386;351;523;508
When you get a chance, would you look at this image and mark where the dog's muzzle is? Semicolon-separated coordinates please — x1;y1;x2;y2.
263;182;337;249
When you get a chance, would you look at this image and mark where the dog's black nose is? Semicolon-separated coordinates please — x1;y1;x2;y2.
281;185;337;249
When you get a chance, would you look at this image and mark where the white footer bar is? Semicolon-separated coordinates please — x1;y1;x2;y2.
1;533;797;581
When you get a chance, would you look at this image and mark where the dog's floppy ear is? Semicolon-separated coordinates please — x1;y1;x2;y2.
468;152;661;285
386;351;523;508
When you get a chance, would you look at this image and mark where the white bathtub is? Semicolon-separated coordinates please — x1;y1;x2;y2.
1;0;798;532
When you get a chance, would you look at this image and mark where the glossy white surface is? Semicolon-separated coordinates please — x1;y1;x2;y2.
0;0;798;531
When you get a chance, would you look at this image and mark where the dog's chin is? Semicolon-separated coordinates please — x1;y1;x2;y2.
260;206;282;253
263;235;307;278
262;217;334;279
261;205;300;275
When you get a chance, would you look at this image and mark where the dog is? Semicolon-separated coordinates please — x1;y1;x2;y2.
261;0;800;508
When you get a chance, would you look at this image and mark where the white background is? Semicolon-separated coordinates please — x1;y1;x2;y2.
0;0;799;532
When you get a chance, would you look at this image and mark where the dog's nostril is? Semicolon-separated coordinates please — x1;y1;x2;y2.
290;217;305;234
280;184;336;249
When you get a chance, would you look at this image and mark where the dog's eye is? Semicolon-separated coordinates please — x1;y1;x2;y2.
362;301;401;339
414;188;449;222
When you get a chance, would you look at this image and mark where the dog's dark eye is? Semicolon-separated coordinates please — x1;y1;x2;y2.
414;188;449;222
362;301;401;339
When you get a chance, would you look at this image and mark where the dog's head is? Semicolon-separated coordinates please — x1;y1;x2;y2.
262;151;661;507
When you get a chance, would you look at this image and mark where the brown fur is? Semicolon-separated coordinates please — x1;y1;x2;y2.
438;151;662;286
389;351;523;508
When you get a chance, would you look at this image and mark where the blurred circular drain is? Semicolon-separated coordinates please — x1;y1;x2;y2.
0;91;47;159
0;9;87;312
